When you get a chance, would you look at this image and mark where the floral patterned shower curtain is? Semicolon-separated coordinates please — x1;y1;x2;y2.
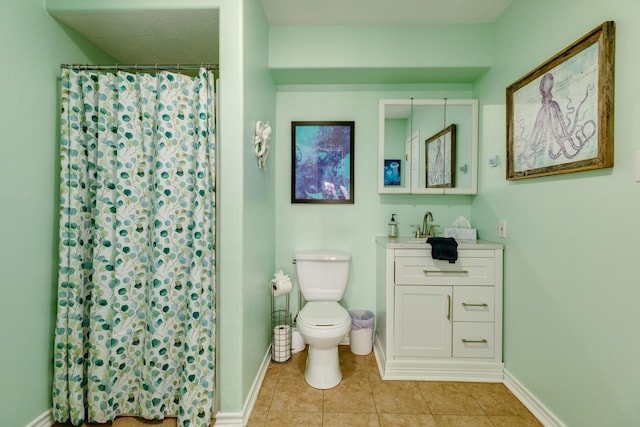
52;68;216;427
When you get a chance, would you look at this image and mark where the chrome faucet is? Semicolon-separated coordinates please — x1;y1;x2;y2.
411;211;436;238
422;211;434;237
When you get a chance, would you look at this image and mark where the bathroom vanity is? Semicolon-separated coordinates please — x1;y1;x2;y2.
374;237;504;382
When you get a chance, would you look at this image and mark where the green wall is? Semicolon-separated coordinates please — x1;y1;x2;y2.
269;24;493;85
240;0;277;409
215;0;246;414
273;84;474;316
473;0;640;425
203;0;277;416
0;1;114;426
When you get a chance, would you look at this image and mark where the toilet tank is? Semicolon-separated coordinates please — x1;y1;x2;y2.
294;250;351;301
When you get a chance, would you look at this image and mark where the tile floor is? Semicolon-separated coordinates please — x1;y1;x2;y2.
248;346;542;426
53;346;543;427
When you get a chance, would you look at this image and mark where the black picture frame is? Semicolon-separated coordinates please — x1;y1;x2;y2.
291;121;355;204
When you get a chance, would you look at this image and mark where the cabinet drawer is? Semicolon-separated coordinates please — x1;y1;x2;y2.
452;323;494;358
453;287;494;322
395;255;495;286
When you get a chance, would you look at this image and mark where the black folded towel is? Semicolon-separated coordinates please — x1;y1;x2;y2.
427;237;458;263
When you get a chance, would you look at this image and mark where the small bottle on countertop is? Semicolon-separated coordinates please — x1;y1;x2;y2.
388;214;398;238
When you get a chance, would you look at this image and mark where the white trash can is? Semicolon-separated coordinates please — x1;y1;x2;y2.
291;327;306;353
349;310;374;355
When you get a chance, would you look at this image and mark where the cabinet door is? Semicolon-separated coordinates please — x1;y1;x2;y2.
394;285;452;358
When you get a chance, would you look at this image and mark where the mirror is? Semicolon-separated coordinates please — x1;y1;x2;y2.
378;98;478;195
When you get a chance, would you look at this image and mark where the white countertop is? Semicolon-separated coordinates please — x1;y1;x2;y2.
375;236;503;250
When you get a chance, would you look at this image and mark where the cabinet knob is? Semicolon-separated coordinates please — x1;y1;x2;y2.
462;303;489;307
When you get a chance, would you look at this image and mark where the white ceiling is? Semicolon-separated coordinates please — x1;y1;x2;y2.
50;0;511;65
50;9;220;65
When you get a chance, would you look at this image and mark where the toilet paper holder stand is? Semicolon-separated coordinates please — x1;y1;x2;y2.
271;292;292;363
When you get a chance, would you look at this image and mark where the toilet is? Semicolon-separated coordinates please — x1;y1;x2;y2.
294;250;351;389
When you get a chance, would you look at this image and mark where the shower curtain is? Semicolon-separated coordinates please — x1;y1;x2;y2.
52;67;217;427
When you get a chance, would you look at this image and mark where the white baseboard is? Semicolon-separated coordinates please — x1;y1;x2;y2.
214;346;272;427
503;369;565;427
372;333;387;379
212;411;244;426
25;409;53;427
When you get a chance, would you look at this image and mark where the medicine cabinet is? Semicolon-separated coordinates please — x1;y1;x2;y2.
378;98;478;195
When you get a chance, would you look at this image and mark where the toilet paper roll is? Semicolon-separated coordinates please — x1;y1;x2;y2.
273;325;291;362
269;277;292;297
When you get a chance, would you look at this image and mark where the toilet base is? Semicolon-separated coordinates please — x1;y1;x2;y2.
304;346;342;389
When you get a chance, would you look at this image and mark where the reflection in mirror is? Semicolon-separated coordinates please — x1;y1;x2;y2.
381;102;411;191
426;123;456;188
378;98;478;195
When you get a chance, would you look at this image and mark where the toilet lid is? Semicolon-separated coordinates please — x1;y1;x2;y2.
299;302;349;326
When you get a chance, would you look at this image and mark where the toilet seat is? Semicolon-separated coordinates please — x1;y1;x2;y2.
298;301;350;328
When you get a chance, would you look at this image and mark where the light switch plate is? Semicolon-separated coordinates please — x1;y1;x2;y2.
498;219;507;238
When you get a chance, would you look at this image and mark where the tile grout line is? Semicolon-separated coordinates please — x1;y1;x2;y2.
462;381;491;419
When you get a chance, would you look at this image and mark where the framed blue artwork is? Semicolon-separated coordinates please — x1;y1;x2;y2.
291;121;354;203
383;159;401;186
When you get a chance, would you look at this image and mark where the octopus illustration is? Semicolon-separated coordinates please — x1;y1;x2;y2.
517;72;596;169
429;138;445;186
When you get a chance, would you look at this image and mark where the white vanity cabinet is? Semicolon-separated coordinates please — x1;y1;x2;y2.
375;237;504;382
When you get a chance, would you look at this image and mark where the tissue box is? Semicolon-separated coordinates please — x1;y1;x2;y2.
444;227;477;240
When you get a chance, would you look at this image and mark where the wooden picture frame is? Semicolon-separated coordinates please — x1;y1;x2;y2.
425;124;456;188
291;121;355;203
506;21;615;180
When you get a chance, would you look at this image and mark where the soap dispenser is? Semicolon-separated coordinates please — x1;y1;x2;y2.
388;214;398;238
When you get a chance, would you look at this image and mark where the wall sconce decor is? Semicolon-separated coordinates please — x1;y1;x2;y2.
254;120;272;170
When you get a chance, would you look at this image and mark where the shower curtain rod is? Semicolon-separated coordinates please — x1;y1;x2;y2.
61;63;219;72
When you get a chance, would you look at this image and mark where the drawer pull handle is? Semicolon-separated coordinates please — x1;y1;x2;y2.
447;294;451;320
462;303;489;307
423;269;469;274
462;339;488;344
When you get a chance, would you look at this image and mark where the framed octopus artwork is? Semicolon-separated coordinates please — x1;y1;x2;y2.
506;21;615;180
425;124;456;188
291;121;355;203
